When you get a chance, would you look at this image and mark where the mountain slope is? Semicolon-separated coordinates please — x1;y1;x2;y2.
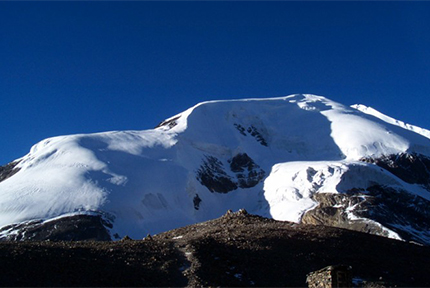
1;212;430;287
1;94;430;243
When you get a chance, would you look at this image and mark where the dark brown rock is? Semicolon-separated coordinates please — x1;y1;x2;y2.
196;154;265;193
196;155;238;193
0;160;20;183
0;213;430;287
155;116;181;129
361;153;430;188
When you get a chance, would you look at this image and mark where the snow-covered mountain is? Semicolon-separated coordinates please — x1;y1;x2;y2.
1;94;430;244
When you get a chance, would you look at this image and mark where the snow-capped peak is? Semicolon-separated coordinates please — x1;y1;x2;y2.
1;94;430;244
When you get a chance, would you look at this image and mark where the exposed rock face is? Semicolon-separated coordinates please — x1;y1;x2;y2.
234;123;247;136
196;153;265;193
301;193;391;238
0;161;20;183
361;153;430;188
155;116;181;129
233;123;268;146
193;194;202;210
301;153;430;245
354;185;430;243
0;214;112;241
229;153;265;188
246;125;268;146
302;185;430;244
196;156;238;193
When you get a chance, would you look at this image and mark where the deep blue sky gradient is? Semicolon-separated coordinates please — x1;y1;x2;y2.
1;2;430;165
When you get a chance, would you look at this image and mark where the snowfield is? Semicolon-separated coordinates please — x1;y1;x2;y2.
1;94;430;241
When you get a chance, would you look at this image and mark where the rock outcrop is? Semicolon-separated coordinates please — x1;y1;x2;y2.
0;161;20;183
197;153;265;193
0;214;112;241
361;152;430;188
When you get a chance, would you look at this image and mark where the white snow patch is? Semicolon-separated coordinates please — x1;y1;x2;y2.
264;161;346;222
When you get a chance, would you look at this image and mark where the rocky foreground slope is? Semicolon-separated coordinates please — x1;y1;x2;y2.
0;211;429;287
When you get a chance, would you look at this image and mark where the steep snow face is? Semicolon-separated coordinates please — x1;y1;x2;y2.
1;94;430;241
323;100;430;159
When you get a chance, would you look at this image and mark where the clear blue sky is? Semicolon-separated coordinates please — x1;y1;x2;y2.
1;1;430;165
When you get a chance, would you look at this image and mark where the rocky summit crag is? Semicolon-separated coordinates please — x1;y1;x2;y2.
1;94;430;245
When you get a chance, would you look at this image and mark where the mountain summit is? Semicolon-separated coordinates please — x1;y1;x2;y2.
1;94;430;244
